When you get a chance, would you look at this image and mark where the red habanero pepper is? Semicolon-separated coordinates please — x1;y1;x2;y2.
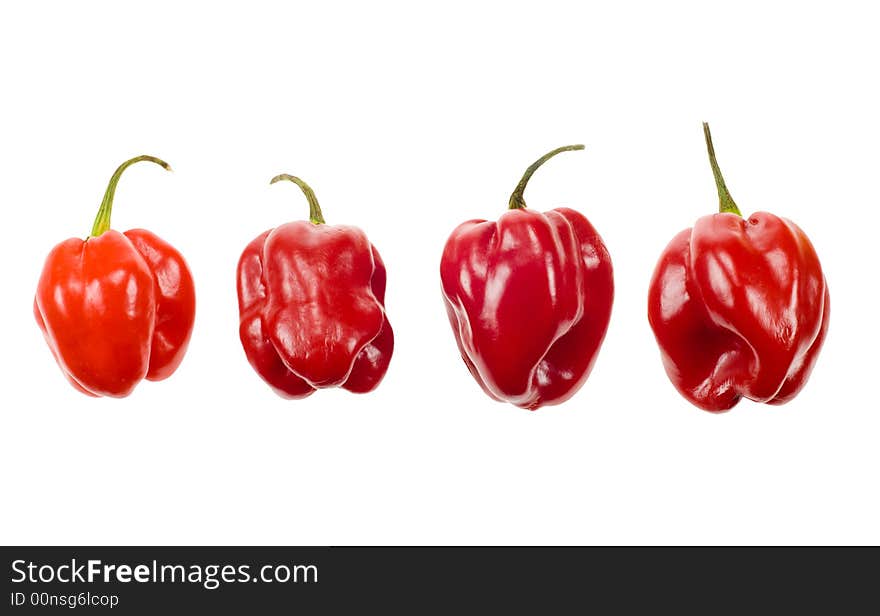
34;156;196;397
440;146;614;410
647;124;829;412
236;174;393;398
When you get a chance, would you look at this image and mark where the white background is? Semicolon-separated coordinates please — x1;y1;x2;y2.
1;1;877;545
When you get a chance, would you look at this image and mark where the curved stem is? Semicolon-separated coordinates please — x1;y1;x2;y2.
90;155;171;237
702;122;742;216
270;174;325;224
508;144;585;210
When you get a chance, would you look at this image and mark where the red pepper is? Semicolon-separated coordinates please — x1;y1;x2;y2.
34;156;196;397
440;146;614;410
648;124;830;412
236;174;393;398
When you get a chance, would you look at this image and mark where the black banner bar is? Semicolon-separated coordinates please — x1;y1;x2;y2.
0;546;875;613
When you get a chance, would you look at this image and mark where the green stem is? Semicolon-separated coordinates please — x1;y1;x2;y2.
90;155;171;237
270;174;325;224
702;122;742;216
508;144;585;210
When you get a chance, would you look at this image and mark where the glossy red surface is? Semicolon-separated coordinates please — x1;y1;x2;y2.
237;221;393;399
441;207;614;410
648;211;829;411
34;229;196;397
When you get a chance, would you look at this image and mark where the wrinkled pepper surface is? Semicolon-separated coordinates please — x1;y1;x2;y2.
237;174;393;398
648;124;829;412
440;146;614;410
34;156;196;397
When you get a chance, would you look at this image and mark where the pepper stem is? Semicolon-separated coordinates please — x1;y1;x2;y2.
508;144;585;210
270;174;325;224
702;122;742;216
90;155;172;237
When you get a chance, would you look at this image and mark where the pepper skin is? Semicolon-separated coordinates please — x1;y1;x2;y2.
34;156;196;397
236;174;393;398
647;124;829;412
440;146;614;410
